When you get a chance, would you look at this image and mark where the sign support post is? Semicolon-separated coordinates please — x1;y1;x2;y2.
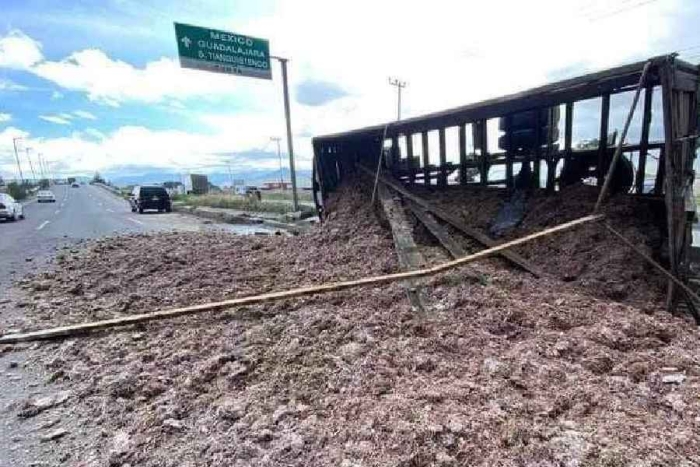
273;56;299;212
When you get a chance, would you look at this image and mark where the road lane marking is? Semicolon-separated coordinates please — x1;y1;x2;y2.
54;209;60;215
106;208;114;213
37;220;49;231
127;217;144;225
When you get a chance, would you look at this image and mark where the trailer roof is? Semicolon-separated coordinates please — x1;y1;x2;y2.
313;54;697;143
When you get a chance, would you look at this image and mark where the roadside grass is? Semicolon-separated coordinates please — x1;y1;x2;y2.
174;193;315;214
262;190;314;202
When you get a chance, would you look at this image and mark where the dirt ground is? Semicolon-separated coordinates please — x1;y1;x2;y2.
2;179;700;466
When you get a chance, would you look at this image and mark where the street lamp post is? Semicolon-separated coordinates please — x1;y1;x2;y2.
12;137;24;183
38;153;45;180
25;147;37;183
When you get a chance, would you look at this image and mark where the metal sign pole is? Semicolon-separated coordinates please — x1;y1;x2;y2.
273;56;299;211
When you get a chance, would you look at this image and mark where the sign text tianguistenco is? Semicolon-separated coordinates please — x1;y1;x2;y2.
174;23;271;79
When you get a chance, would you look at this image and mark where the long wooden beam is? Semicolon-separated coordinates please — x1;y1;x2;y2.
376;184;427;311
438;128;447;188
597;93;611;186
594;61;651;212
0;214;602;344
636;86;654;194
459;125;468;185
421;131;430;187
406;200;467;258
605;223;700;323
357;164;543;277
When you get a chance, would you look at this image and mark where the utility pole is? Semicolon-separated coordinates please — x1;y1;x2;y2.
12;137;24;184
271;56;299;211
25;147;37;183
388;77;407;121
227;161;234;191
270;136;284;186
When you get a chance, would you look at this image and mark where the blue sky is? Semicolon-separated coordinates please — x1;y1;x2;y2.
0;0;699;182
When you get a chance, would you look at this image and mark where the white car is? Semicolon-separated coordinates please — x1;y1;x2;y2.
37;190;56;203
0;193;24;221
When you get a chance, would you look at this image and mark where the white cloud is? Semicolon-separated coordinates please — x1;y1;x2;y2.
0;113;11;123
30;49;274;107
246;0;679;130
84;128;105;139
0;78;28;92
0;30;43;70
40;115;72;125
51;90;64;100
0;118;306;180
73;110;96;120
0;126;30;179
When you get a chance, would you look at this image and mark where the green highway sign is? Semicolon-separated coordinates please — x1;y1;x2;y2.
174;22;271;80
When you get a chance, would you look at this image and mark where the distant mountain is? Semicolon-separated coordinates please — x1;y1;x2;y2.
104;167;313;189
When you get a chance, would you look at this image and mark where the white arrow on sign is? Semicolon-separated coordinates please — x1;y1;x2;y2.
181;36;192;48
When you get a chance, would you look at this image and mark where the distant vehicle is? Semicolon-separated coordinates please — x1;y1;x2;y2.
71;182;80;188
0;193;24;221
37;190;56;203
235;185;261;200
129;185;172;214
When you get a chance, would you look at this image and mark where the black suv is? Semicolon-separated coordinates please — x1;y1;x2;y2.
129;185;172;214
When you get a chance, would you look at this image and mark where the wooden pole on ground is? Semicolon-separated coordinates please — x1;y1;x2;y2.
0;214;603;344
376;184;427;312
370;124;391;205
604;223;700;323
594;61;651;212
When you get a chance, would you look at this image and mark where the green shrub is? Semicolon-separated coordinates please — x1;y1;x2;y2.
7;182;27;200
182;194;314;215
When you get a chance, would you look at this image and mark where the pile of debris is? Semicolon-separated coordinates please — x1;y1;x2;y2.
4;179;700;466
420;183;667;307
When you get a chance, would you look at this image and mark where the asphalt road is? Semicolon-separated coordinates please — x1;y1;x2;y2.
0;183;271;288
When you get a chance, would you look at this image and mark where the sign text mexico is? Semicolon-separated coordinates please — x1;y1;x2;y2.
174;22;271;79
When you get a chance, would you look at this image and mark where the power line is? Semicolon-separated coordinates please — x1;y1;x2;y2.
578;0;638;14
586;0;659;21
677;44;700;54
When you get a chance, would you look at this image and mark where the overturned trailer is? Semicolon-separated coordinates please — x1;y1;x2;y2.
312;54;699;314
